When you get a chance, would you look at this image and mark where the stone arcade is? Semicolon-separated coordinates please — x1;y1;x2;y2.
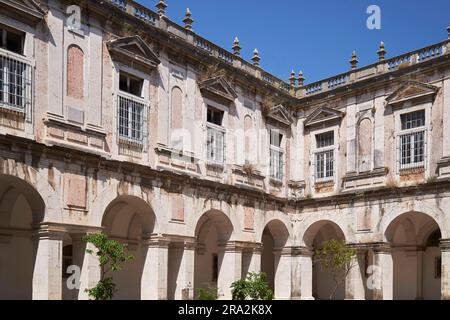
1;0;450;300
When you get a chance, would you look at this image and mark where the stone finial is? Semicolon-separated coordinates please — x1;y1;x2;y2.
252;48;260;67
350;50;358;70
183;8;193;30
289;70;296;89
232;37;241;56
298;70;305;87
377;41;387;61
156;0;167;16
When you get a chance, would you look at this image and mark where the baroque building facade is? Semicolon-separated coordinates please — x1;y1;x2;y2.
1;0;450;300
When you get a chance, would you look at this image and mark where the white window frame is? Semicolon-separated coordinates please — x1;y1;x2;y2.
205;100;228;166
396;107;428;171
312;129;337;184
115;65;150;149
269;129;285;181
206;122;226;165
117;91;148;146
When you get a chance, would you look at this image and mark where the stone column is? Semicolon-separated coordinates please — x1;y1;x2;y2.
372;244;393;300
141;238;169;300
175;241;196;300
72;233;101;300
416;247;424;300
248;244;262;274
273;247;292;300
32;228;64;300
345;249;366;300
217;242;242;300
298;247;314;300
440;239;450;300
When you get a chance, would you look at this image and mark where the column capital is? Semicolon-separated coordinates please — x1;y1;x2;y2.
440;239;450;251
218;241;244;252
32;222;102;240
32;223;66;240
291;246;314;257
142;235;171;248
352;242;392;253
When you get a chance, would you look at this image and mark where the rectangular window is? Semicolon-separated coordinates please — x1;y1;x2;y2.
207;107;224;126
314;131;335;182
316;131;334;148
399;110;426;170
206;107;225;164
207;125;225;164
270;130;284;180
401;110;425;130
119;72;143;97
0;25;25;55
0;54;31;112
118;94;146;144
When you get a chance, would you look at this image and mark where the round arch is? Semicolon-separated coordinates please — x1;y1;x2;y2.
194;209;234;297
383;211;442;300
302;219;347;300
101;195;157;300
302;219;346;248
0;174;46;299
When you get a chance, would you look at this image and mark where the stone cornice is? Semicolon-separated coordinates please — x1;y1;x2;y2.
3;133;450;210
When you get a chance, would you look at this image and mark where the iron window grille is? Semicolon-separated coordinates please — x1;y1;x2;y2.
0;48;32;115
398;110;426;171
117;92;148;148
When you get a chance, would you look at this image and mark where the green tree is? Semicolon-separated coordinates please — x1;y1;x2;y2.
83;233;134;300
314;239;357;300
231;272;273;300
195;284;218;300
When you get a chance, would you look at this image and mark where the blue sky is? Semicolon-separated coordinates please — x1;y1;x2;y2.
137;0;450;84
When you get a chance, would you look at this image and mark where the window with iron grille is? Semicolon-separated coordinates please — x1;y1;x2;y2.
0;55;31;112
314;131;335;182
270;130;284;180
399;110;426;170
206;107;225;164
0;26;31;114
118;94;146;144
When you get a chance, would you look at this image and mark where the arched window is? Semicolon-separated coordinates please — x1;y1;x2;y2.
358;118;373;172
67;45;84;99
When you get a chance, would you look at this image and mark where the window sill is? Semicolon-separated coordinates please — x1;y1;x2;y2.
269;177;283;187
0;104;26;116
206;161;225;170
118;137;144;148
399;166;425;175
314;180;334;187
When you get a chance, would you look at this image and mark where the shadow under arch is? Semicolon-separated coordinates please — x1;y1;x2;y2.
260;219;290;294
0;174;46;299
303;219;346;300
384;211;441;300
101;195;157;300
194;209;234;297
